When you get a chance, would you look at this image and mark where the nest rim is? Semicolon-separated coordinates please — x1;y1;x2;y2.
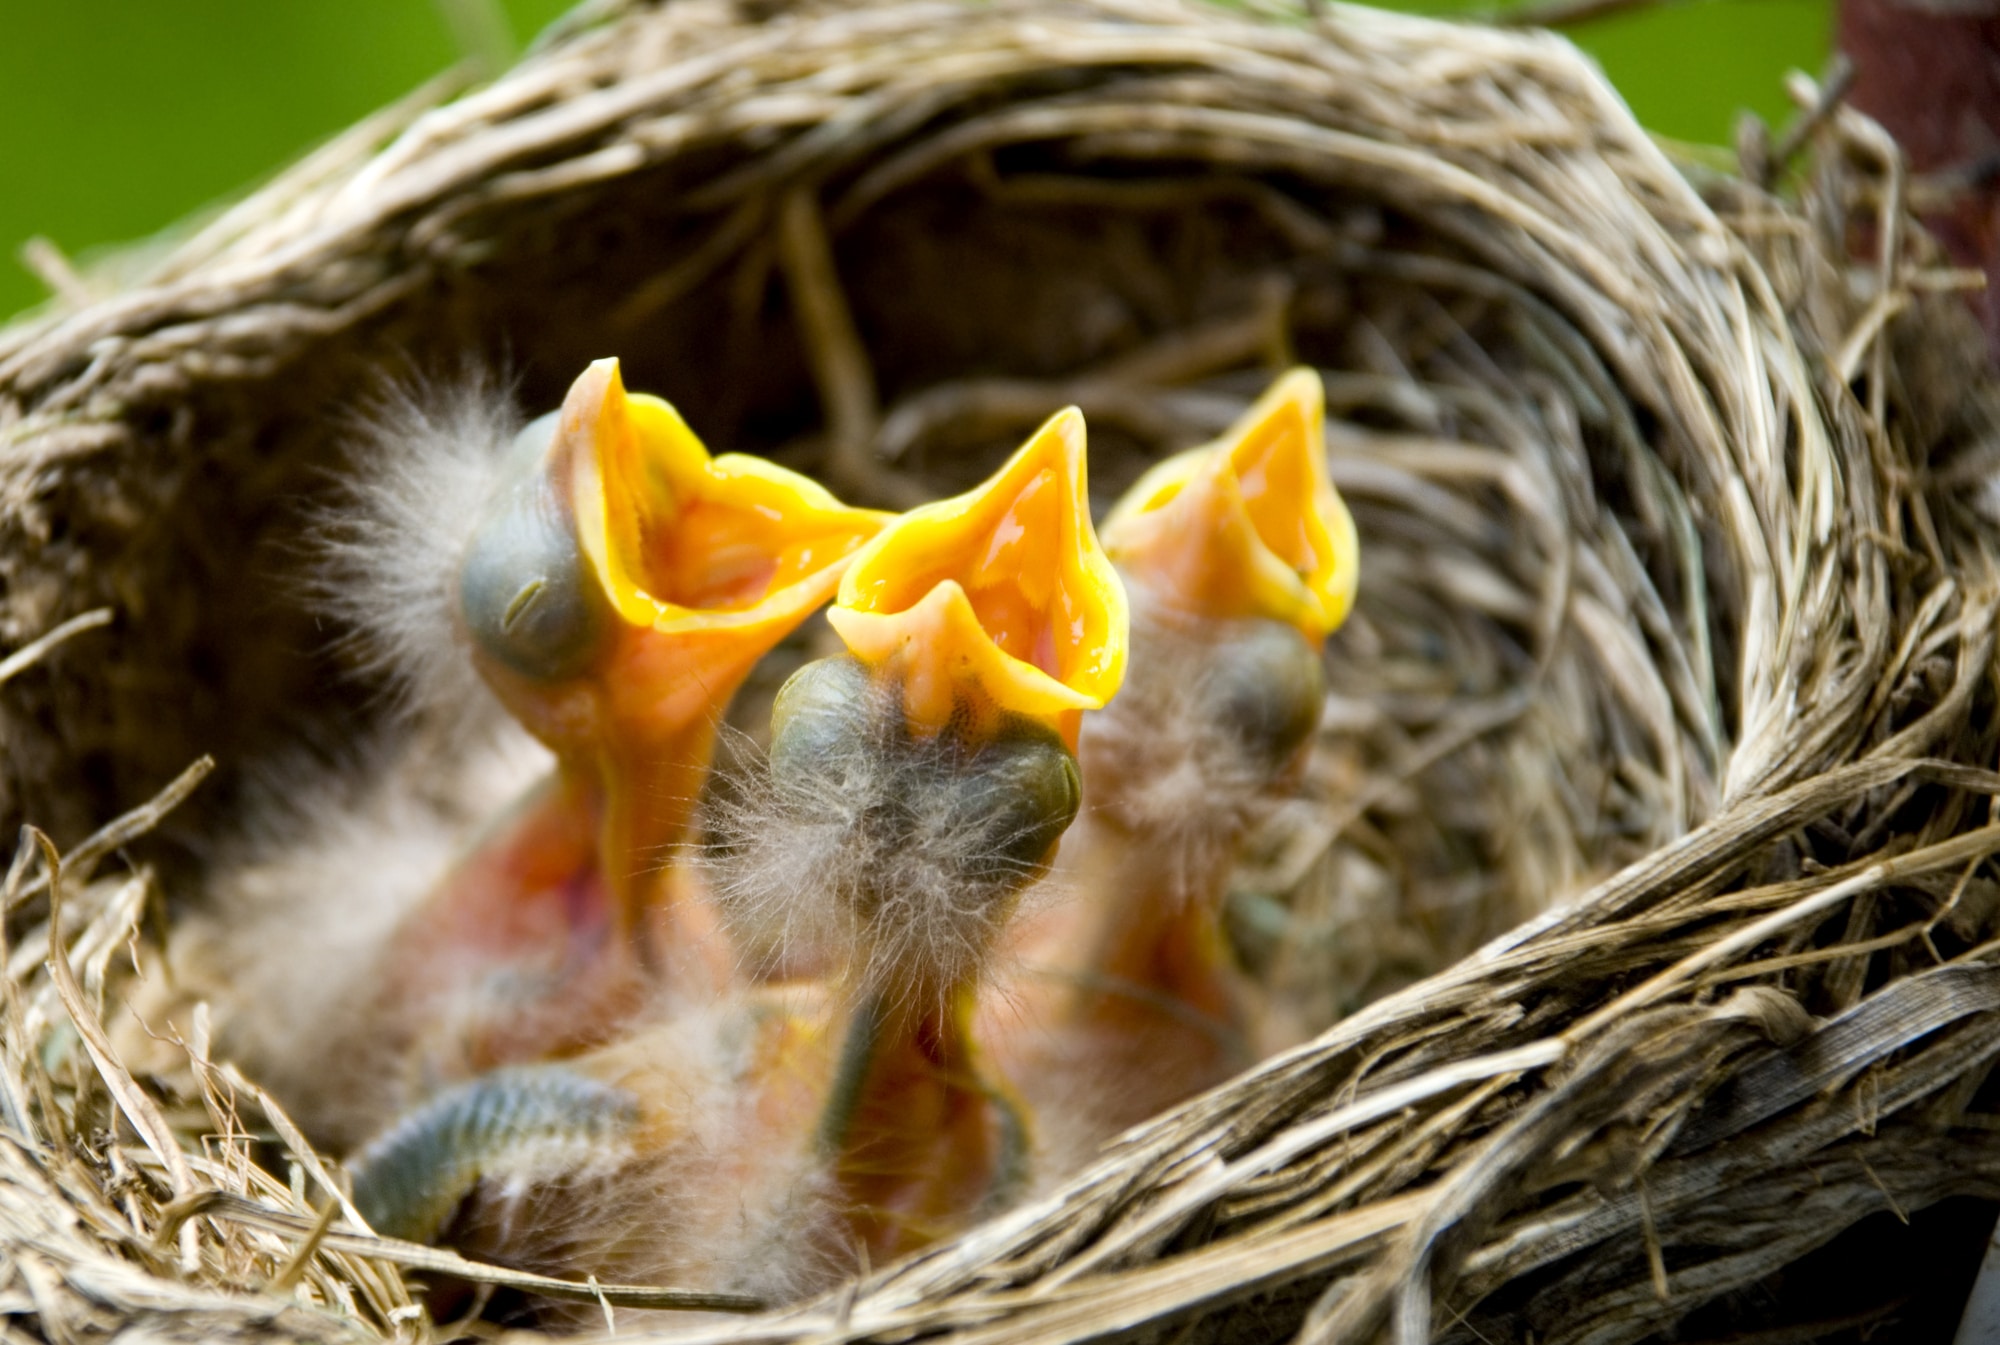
2;1;1998;1342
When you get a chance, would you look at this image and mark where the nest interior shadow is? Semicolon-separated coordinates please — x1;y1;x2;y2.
4;1;2000;1342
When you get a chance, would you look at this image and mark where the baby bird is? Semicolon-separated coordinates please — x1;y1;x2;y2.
725;406;1126;1253
347;409;1128;1317
985;368;1358;1173
188;360;887;1150
361;358;887;1131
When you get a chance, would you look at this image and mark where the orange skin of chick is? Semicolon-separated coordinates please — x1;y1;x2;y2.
379;775;630;1078
817;407;1124;1253
986;370;1358;1156
819;987;1019;1260
355;361;885;1136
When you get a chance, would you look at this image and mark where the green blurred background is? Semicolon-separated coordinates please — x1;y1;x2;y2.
0;0;1829;323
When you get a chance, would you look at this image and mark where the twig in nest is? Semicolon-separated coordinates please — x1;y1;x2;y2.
0;608;111;687
265;1199;340;1294
1570;821;2000;1042
434;0;515;78
876;280;1293;463
1835;290;1913;384
38;828;200;1271
1768;56;1855;187
148;1191;767;1313
1739;58;1856;192
18;239;92;311
611;200;767;332
776;188;923;508
204;1057;373;1233
4;756;214;911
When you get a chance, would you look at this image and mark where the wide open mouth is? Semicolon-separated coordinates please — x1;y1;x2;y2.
560;358;889;640
827;407;1127;736
1101;367;1358;642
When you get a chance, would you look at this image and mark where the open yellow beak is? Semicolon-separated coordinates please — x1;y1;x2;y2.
1100;368;1357;643
827;408;1127;747
512;360;887;943
559;358;892;652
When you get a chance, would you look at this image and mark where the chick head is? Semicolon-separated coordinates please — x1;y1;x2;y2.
459;359;889;757
1092;369;1358;785
712;411;1128;1003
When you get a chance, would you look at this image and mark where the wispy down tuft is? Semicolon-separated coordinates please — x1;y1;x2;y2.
307;369;523;738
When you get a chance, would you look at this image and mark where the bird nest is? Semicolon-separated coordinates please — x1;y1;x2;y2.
3;0;1999;1340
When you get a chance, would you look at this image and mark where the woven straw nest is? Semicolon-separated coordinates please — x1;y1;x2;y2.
2;0;1999;1340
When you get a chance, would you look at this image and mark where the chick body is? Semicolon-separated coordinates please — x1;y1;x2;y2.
353;976;1029;1326
337;362;883;1138
993;603;1322;1165
355;990;848;1326
355;774;648;1099
715;660;1072;1254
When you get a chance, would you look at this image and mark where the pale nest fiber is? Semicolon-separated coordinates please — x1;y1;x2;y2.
0;0;1998;1341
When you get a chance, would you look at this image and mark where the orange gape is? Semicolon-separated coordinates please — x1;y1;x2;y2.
1100;367;1355;643
830;406;1125;749
356;360;886;1138
986;369;1361;1170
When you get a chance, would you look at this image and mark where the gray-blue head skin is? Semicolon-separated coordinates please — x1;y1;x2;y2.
349;1064;639;1245
1198;616;1326;774
769;654;1082;896
700;650;1082;1020
456;412;611;686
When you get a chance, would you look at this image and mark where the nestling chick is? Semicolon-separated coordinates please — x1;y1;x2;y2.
984;369;1358;1174
184;360;885;1149
352;993;851;1325
348;408;1128;1314
355;359;886;1136
717;407;1126;1252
